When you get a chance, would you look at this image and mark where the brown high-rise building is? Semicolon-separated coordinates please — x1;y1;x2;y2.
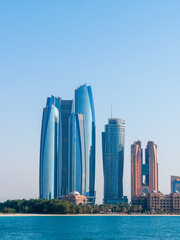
131;140;142;198
131;141;158;200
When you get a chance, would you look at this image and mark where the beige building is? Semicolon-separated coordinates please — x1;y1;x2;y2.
147;191;180;213
132;191;180;213
62;191;87;205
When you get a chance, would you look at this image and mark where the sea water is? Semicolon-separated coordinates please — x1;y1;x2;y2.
0;216;180;240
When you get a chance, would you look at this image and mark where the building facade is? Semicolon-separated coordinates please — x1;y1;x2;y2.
74;84;96;204
131;141;158;200
131;194;147;211
172;179;180;193
102;118;127;204
131;141;142;199
147;191;180;213
39;96;61;199
60;100;73;196
132;191;180;213
62;191;87;205
171;175;180;193
70;113;86;195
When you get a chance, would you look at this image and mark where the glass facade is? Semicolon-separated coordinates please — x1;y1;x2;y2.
102;118;125;204
74;114;86;195
74;84;96;203
60;100;73;196
39;96;61;200
171;176;180;193
173;180;180;193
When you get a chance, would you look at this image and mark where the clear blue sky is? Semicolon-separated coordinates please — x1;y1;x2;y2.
1;0;180;203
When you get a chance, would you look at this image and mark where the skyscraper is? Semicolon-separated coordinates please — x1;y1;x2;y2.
60;100;73;196
131;140;142;199
39;84;96;203
131;141;158;199
74;84;96;203
39;96;61;200
102;118;127;204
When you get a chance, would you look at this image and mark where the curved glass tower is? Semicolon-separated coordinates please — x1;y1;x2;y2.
75;84;96;203
39;96;61;200
102;118;127;204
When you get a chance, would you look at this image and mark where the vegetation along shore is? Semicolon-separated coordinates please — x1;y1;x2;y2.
0;199;180;215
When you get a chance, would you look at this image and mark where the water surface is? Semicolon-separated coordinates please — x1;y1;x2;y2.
0;216;179;239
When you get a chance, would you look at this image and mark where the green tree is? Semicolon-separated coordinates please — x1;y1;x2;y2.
137;205;143;213
132;205;138;213
2;207;15;214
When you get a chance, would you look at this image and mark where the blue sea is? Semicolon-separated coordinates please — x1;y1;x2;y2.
0;216;180;239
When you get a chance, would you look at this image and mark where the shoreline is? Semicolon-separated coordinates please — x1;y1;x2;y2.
0;213;180;217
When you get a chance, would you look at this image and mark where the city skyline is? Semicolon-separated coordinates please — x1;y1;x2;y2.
40;93;163;204
1;1;180;203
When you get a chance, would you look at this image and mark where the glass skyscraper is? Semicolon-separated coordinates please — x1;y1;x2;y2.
39;96;61;200
60;100;73;196
102;118;127;204
74;84;96;203
39;84;96;203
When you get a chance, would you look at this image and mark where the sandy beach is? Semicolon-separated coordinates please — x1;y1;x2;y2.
0;213;180;217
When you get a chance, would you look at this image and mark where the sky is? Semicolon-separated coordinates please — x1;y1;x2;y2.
1;0;180;203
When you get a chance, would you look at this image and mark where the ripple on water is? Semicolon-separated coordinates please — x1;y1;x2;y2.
0;216;180;240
